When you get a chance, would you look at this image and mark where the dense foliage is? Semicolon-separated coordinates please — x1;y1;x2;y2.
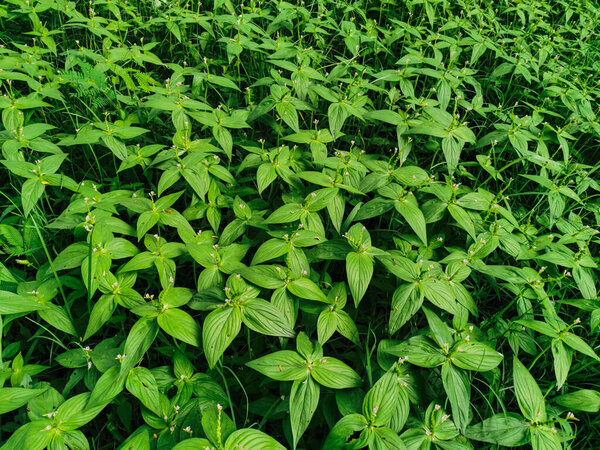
1;0;600;448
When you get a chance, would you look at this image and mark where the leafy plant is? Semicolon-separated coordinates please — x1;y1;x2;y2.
0;0;599;448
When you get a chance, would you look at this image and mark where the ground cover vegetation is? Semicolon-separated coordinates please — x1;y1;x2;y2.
0;0;600;448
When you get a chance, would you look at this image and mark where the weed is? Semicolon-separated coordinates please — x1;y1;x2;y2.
0;0;599;449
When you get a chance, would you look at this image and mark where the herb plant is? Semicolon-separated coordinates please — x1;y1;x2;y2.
1;0;600;449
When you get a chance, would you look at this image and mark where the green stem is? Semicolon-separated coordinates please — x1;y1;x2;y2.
30;216;76;333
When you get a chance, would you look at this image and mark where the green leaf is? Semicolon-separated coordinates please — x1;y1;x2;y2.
219;219;248;246
209;164;236;185
136;211;159;240
531;426;561;450
88;365;125;408
213;125;233;159
441;363;470;433
203;306;243;368
448;203;476;240
55;349;87;368
290;376;320;449
451;341;503;372
126;367;161;412
382;336;445;368
224;429;286;450
276;101;300;133
101;135;128;161
554;389;600;412
157;307;201;346
160;287;194;308
266;203;303;224
362;371;398;426
208;75;241;92
52;242;89;271
516;320;559;338
513;357;546;422
118;429;150;450
379;254;419;282
21;179;45;217
56;392;105;430
287;278;328;302
421;278;456;314
324;414;369;448
561;331;599;360
465;413;529;446
441;136;461;173
389;284;421;334
394;197;427;245
257;163;277;194
346;252;373;307
423;306;453;349
246;351;307;381
238;266;286;289
120;317;159;376
295;332;315;359
327;193;345;232
370;427;406;450
251;239;289;265
354;197;394;220
328;102;349;139
39;303;77;336
0;291;42;314
311;357;362;389
158;167;181;196
573;266;596;299
317;309;338;345
84;294;115;340
202;404;236;446
0;387;47;414
62;430;90;449
336;310;360;345
172;439;214;450
394;166;429;186
551;339;572;389
291;230;328;247
242;298;295;338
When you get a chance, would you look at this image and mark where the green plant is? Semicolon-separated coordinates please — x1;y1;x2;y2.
1;0;600;448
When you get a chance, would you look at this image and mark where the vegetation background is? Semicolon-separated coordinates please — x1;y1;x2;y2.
0;0;600;449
